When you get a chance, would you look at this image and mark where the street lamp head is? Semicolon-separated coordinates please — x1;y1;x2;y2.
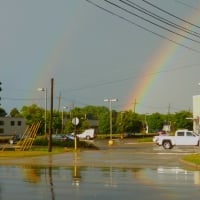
104;98;118;102
37;88;45;92
111;98;118;102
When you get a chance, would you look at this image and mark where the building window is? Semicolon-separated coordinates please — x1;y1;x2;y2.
0;121;4;126
11;121;15;126
18;121;22;126
0;128;4;133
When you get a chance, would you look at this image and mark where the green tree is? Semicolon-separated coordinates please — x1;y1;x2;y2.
173;110;193;130
147;112;164;133
82;105;108;119
64;120;74;133
21;104;44;127
126;111;142;133
65;107;91;133
116;111;143;133
52;110;62;134
20;104;45;134
9;108;22;117
70;107;85;120
98;112;109;134
0;108;7;117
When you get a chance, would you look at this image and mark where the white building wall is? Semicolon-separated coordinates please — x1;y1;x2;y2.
0;117;27;137
193;95;200;134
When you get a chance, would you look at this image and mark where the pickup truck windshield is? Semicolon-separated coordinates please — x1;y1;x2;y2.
186;132;195;136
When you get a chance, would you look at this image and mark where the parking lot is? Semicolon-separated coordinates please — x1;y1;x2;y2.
0;139;199;169
94;138;200;153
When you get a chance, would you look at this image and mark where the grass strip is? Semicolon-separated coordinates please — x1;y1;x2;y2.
183;154;200;165
0;147;67;158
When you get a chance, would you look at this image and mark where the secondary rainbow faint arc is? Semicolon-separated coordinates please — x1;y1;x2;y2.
124;9;200;112
29;3;85;99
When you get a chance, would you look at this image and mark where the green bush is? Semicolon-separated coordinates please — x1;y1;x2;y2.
33;136;98;149
33;136;48;146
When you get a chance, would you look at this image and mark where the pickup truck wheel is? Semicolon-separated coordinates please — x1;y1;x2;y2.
162;141;172;149
86;136;90;140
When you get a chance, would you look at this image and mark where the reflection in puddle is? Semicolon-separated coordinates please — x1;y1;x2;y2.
22;167;40;183
0;154;200;199
157;166;200;185
72;151;81;186
104;167;118;188
48;165;55;200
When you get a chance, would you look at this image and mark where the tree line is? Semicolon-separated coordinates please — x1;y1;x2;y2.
0;104;193;135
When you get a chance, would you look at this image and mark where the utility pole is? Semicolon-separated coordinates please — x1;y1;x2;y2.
167;103;171;123
168;103;171;115
57;91;61;112
133;98;137;113
48;78;54;152
104;98;118;145
167;103;171;132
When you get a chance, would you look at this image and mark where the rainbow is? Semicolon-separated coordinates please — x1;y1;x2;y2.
29;2;85;99
124;8;200;112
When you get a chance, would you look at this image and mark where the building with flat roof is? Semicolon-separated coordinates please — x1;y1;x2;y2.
0;117;27;137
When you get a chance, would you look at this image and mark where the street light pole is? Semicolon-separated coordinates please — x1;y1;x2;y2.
104;98;118;145
145;113;150;134
37;87;47;134
62;106;68;132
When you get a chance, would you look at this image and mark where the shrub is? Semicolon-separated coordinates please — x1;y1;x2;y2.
33;136;98;149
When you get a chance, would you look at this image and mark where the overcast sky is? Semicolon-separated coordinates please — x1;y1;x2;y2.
1;0;200;114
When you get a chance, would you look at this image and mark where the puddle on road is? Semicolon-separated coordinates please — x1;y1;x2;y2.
0;150;199;199
0;164;200;200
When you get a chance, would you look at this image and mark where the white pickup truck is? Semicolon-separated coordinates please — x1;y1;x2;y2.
153;129;200;149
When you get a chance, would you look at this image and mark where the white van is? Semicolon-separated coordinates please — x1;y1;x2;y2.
77;128;96;140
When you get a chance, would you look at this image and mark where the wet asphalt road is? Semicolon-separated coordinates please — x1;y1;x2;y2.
0;138;199;169
0;139;200;200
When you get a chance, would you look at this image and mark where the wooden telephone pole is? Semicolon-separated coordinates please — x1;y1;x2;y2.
48;78;54;152
133;98;137;113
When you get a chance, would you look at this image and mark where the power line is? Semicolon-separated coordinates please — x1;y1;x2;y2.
134;102;189;113
122;0;200;38
63;63;199;93
85;0;200;53
102;0;200;44
3;63;199;104
142;0;200;29
2;97;42;101
174;0;199;11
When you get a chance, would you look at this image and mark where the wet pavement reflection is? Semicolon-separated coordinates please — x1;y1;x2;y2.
0;148;200;200
0;164;200;199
